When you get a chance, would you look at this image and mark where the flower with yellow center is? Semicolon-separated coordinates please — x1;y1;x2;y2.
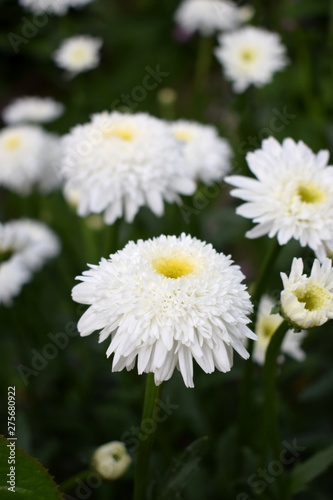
61;112;196;224
253;295;306;365
91;441;131;480
72;234;256;387
170;120;232;185
214;26;287;93
226;137;333;253
281;258;333;329
53;35;102;76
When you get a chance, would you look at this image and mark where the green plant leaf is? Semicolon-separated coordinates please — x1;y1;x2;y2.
288;444;333;495
0;435;63;499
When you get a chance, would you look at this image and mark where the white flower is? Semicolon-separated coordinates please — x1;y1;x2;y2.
0;219;60;306
281;258;333;329
19;0;94;15
91;442;131;480
214;26;288;92
253;295;306;365
2;97;64;125
226;137;333;253
72;234;256;388
53;36;102;76
230;138;333;246
0;125;48;195
174;0;254;36
60;111;196;224
0;125;62;195
170;120;232;184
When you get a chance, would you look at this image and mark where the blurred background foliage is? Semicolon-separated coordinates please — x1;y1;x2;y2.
0;0;333;498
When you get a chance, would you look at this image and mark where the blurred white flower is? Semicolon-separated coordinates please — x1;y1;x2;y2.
91;442;131;480
253;295;306;365
225;137;333;253
53;36;102;76
0;125;48;195
72;233;256;388
0;125;62;195
19;0;94;15
0;219;60;306
171;119;232;184
60;111;196;224
215;26;288;92
281;258;333;330
174;0;254;36
2;96;64;125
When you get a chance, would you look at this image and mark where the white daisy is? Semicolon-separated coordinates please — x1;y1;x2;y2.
91;442;131;480
0;219;60;306
225;137;333;253
253;295;306;365
72;234;256;388
60;111;196;224
280;258;333;330
171;120;232;184
19;0;94;15
214;26;288;92
53;35;102;76
174;0;254;36
0;125;48;195
2;96;64;125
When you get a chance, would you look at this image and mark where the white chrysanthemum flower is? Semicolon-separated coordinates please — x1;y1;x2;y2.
225;137;333;253
0;125;48;195
61;112;196;224
19;0;94;15
72;234;256;388
174;0;254;36
0;219;60;306
170;120;232;185
91;442;131;480
214;26;288;92
253;295;305;365
280;258;333;330
0;125;62;195
2;97;64;125
53;36;102;76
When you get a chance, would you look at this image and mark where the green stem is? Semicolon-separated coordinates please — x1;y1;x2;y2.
261;320;290;497
133;373;164;500
192;35;214;118
59;468;93;492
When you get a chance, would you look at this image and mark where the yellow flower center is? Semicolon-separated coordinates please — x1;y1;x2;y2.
104;125;136;141
294;284;330;311
297;183;326;204
239;48;258;64
174;130;193;142
71;46;89;63
3;135;22;151
153;256;195;279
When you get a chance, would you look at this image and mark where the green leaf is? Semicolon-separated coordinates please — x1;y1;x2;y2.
0;435;63;499
288;444;333;495
153;437;208;500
